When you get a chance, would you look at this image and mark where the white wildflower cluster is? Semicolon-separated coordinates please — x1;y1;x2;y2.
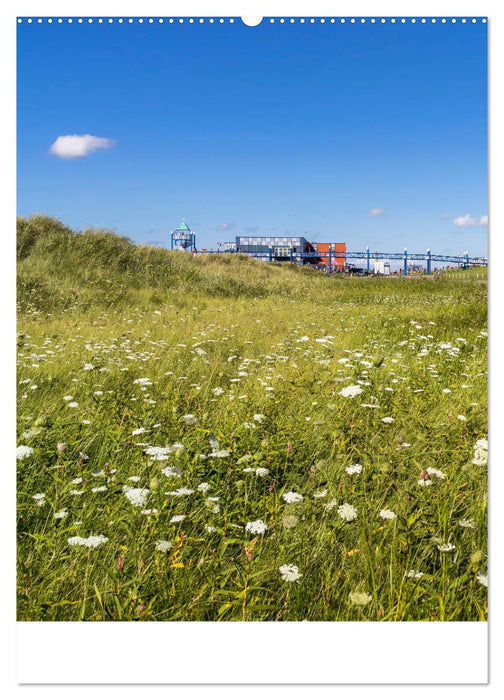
349;591;372;606
170;514;185;523
437;542;456;553
477;573;488;587
279;564;302;582
245;520;268;535
54;510;68;519
381;417;394;424
314;489;328;498
471;438;488;466
418;478;432;487
339;385;363;398
209;449;230;458
122;486;149;507
68;535;108;549
282;491;303;504
161;466;182;478
345;463;362;475
32;493;46;506
426;467;446;480
133;377;152;386
197;482;211;492
182;414;198;426
165;487;194;496
155;540;172;552
405;569;424;579
17;445;34;460
338;503;358;522
458;519;476;529
379;509;397;520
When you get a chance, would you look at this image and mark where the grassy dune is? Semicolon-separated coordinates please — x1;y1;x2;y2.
16;216;488;621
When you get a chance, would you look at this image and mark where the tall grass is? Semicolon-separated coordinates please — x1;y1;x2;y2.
16;216;487;621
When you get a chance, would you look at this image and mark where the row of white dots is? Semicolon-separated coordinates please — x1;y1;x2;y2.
17;17;487;25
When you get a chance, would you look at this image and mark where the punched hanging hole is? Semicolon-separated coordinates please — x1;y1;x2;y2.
241;17;263;27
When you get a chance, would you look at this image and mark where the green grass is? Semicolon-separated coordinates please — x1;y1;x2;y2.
16;216;488;621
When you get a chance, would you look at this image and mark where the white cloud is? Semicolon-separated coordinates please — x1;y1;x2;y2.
49;134;115;159
453;214;488;228
215;223;233;231
368;207;386;217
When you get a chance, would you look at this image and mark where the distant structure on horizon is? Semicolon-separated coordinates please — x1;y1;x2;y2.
226;235;346;269
170;219;196;252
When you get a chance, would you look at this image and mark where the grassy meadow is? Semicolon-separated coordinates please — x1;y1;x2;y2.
16;216;488;621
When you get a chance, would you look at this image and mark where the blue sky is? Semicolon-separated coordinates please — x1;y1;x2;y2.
17;18;488;256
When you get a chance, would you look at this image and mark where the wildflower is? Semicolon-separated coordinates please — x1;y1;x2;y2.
279;564;302;582
457;415;467;421
472;438;488;466
68;535;108;549
83;363;94;370
133;378;152;385
57;442;67;454
477;573;488;587
426;467;446;480
349;591;372;606
345;463;362;475
54;510;68;519
442;388;452;394
70;490;84;496
144;446;171;460
458;519;476;529
141;509;158;515
68;402;79;408
32;493;46;506
405;569;424;579
245;520;268;535
314;489;327;498
437;542;456;552
339;385;363;398
182;414;198;426
324;499;338;511
338;503;358;522
165;487;194;496
209;449;230;458
170;514;186;523
212;387;224;396
282;491;303;504
132;427;146;435
418;478;432;487
122;486;149;507
197;482;211;492
155;540;172;552
255;467;269;477
253;414;265;422
282;515;298;529
205;525;217;533
91;485;108;493
381;417;394;424
63;395;73;401
128;476;141;482
17;445;34;460
161;466;181;478
379;509;397;520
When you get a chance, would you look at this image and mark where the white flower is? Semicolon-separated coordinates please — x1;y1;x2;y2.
170;514;186;523
458;519;476;529
132;427;146;435
209;449;230;458
418;478;432;487
457;415;467;421
426;467;446;480
405;569;424;579
133;377;152;385
323;499;338;511
338;503;358;522
345;463;362;475
141;508;158;515
442;388;452;394
437;542;456;552
472;438;488;466
245;520;268;535
70;490;84;496
212;387;224;396
381;417;394;424
68;535;108;549
128;476;141;482
183;414;198;426
83;363;95;370
155;540;172;552
197;482;211;492
253;414;265;422
476;573;488;587
63;395;73;401
72;477;83;484
165;487;194;496
17;445;35;460
205;525;217;533
255;468;269;477
91;485;108;493
339;385;363;398
379;509;397;520
122;486;149;507
54;510;68;519
32;492;45;504
282;491;303;504
161;466;181;478
279;564;302;582
349;591;372;606
314;489;328;498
